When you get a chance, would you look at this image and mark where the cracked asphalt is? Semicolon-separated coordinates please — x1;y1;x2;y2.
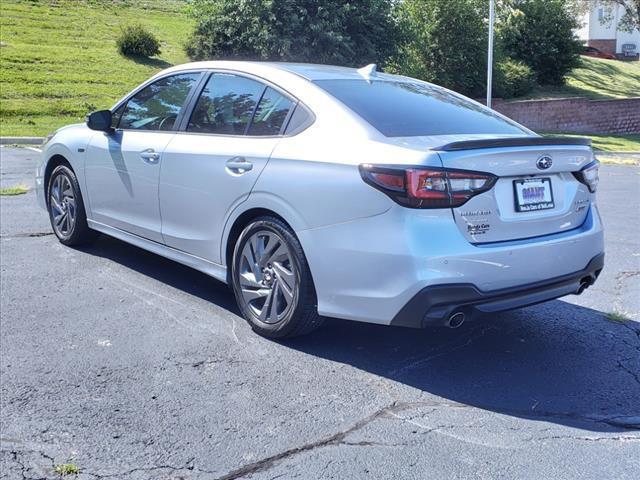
1;146;639;479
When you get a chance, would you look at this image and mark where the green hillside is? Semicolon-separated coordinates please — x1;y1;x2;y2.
526;56;640;100
0;0;192;136
1;1;638;137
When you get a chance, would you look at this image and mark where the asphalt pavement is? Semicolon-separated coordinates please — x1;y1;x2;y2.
1;146;639;479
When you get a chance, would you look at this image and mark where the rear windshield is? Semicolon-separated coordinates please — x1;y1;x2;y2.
314;79;527;137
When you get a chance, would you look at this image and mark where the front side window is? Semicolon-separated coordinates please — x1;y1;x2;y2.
111;104;125;129
118;73;200;131
187;73;265;135
314;79;528;137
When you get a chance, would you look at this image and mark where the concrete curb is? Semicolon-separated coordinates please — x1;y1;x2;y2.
0;137;44;145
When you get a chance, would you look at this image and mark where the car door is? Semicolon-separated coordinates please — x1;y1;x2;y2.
84;72;202;242
159;72;296;263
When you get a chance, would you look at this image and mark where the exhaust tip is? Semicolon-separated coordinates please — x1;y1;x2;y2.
576;276;594;295
576;279;589;295
446;311;466;329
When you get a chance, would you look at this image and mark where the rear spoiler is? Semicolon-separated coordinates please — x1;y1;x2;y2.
436;136;592;152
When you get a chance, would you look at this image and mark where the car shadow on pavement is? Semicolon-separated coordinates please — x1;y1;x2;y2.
80;235;240;314
286;307;640;433
82;235;640;434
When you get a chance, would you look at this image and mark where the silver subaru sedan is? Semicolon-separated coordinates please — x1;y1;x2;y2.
36;61;604;338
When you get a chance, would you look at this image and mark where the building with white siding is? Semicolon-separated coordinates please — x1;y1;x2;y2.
576;0;640;58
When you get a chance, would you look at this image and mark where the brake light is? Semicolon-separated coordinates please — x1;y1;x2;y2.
572;160;599;193
370;171;405;191
360;165;497;208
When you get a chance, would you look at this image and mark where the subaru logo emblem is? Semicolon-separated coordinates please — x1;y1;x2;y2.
536;155;553;170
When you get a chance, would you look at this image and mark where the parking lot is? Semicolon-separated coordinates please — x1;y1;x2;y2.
1;146;639;479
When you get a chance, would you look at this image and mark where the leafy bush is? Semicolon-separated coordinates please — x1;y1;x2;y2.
185;0;399;67
493;59;536;98
390;0;489;98
117;24;161;58
499;0;582;85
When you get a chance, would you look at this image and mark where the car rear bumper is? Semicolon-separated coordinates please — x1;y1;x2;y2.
297;203;604;325
391;252;604;328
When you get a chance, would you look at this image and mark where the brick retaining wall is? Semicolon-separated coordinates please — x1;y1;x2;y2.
491;97;640;134
587;39;616;55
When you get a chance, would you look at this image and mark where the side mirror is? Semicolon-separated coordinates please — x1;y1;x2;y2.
86;110;113;132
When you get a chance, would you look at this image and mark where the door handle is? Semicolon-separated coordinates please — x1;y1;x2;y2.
226;157;253;173
140;149;160;164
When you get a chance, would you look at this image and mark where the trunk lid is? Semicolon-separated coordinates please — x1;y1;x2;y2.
436;141;595;244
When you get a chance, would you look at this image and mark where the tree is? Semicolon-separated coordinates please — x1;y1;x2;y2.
598;0;640;33
185;0;399;67
390;0;489;97
499;0;582;85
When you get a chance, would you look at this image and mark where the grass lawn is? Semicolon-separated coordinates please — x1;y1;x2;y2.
2;2;638;138
546;133;640;152
587;133;640;152
0;184;29;196
544;132;640;152
526;56;640;100
0;0;192;136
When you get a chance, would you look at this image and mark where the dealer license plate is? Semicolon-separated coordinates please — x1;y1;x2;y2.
513;177;554;212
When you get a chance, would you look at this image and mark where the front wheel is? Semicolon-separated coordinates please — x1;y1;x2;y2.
231;216;323;338
47;164;97;246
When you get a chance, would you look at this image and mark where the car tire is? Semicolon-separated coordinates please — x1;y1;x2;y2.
47;164;98;246
231;216;323;338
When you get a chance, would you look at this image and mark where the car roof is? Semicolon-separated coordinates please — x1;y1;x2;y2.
264;62;381;81
157;60;401;82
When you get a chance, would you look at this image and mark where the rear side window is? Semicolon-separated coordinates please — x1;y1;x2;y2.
187;73;265;135
118;73;200;131
314;79;527;137
247;87;293;136
284;104;314;135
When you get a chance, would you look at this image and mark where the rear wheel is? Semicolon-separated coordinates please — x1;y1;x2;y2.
47;164;97;246
231;216;322;338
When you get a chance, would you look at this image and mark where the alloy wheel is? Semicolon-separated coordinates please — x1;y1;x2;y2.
238;230;297;324
49;173;76;237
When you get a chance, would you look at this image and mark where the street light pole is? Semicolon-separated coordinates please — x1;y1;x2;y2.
487;0;495;108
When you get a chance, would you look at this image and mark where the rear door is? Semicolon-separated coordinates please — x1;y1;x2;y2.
439;143;595;243
159;72;296;263
84;72;201;242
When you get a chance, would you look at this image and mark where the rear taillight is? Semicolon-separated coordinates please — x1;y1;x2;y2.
360;165;497;208
573;160;599;193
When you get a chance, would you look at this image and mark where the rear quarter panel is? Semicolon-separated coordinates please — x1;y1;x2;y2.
233;126;445;292
246;124;445;232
